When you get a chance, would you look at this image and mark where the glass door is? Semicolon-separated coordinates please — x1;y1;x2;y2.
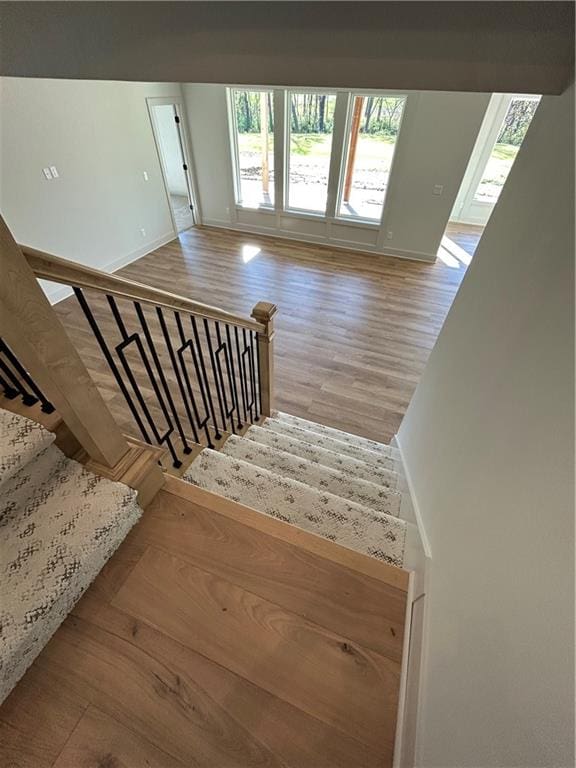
452;94;540;226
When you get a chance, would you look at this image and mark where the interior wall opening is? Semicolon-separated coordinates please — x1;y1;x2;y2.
148;100;196;234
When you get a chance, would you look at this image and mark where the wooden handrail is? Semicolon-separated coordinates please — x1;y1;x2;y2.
22;246;266;333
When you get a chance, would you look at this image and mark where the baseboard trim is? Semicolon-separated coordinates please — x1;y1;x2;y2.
47;229;177;305
394;433;432;560
199;219;437;263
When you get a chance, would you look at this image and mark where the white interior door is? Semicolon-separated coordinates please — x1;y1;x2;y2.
147;98;199;234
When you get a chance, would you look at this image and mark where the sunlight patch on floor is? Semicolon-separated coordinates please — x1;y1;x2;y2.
242;244;261;263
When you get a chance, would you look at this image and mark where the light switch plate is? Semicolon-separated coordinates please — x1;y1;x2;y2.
42;167;53;180
49;166;59;178
143;171;149;181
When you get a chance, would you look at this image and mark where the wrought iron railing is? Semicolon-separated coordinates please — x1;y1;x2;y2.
22;247;276;469
0;336;55;413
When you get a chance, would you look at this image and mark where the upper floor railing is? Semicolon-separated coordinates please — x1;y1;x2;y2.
0;212;276;476
20;247;277;469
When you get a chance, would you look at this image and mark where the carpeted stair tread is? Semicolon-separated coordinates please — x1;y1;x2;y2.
184;449;406;568
0;442;142;704
274;411;399;458
0;445;66;524
221;434;401;518
261;417;398;470
0;408;55;488
244;424;399;488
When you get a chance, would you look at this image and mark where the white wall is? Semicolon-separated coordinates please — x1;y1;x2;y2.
383;91;491;258
0;77;182;302
398;84;574;767
183;84;489;261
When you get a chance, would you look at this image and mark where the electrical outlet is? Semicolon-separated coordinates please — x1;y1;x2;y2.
386;230;393;240
140;228;146;237
433;184;444;196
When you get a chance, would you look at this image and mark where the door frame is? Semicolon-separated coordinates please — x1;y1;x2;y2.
451;93;540;226
146;96;202;233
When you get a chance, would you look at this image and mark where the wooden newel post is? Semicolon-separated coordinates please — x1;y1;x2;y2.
251;301;277;418
0;215;130;467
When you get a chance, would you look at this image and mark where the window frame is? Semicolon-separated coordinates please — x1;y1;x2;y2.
228;87;276;211
334;91;408;226
471;93;540;206
284;88;339;217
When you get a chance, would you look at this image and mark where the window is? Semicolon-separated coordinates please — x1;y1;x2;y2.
287;92;337;213
338;95;405;221
231;89;274;208
474;96;540;205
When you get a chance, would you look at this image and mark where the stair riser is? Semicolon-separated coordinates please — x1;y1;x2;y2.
185;450;406;568
262;417;397;470
274;411;399;457
244;426;399;488
222;435;401;518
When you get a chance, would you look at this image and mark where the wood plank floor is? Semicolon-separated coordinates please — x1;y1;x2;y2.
54;226;468;444
445;221;484;257
0;480;409;768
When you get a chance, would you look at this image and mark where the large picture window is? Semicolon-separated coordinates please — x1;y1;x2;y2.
338;95;405;221
231;89;274;208
286;92;337;214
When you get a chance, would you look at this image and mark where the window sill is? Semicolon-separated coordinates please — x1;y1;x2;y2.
282;208;327;221
236;203;275;213
332;216;380;229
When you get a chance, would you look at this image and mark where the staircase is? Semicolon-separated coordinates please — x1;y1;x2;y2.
0;219;421;765
184;411;407;568
0;408;142;703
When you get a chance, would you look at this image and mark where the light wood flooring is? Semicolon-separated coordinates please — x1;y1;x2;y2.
54;226;468;444
445;221;484;257
0;478;409;768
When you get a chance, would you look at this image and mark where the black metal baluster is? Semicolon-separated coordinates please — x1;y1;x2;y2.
254;331;263;419
251;331;260;421
0;362;28;402
234;326;248;424
75;287;153;444
156;308;203;447
0;356;37;406
215;322;236;435
0;370;19;400
0;340;55;413
106;295;180;467
226;325;242;430
204;318;228;434
174;311;213;448
134;302;191;464
190;315;221;441
241;327;255;422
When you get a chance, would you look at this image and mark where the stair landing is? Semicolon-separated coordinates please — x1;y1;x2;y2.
0;475;409;768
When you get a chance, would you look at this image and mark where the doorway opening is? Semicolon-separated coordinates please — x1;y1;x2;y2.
441;93;541;264
148;99;196;234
